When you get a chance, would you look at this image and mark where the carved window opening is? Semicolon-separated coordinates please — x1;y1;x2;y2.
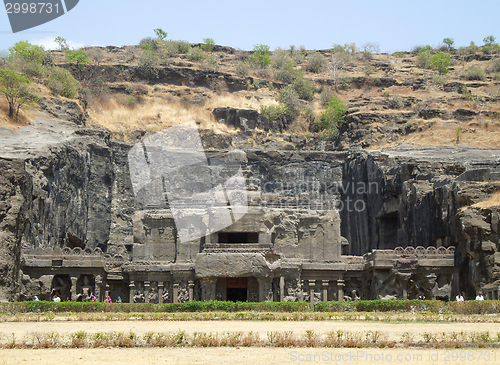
218;232;259;244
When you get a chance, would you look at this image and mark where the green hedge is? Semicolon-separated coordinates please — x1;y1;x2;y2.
1;300;499;315
0;300;311;314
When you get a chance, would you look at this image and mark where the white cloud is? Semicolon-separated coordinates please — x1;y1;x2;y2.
30;36;85;50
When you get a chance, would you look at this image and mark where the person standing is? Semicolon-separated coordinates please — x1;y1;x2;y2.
456;293;464;302
475;292;484;301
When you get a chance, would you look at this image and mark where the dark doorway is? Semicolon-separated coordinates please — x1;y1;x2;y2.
226;277;248;302
379;212;398;249
218;232;259;244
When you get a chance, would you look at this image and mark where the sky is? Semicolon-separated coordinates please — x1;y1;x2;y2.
0;0;499;53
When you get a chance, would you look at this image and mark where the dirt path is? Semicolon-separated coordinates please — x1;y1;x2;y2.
1;348;499;365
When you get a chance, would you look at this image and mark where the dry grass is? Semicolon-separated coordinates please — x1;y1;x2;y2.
2;328;499;349
377;119;500;149
472;191;500;208
87;96;213;137
86;87;277;140
0;99;33;129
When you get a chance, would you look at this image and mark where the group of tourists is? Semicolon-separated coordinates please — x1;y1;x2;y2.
46;294;123;302
455;292;484;301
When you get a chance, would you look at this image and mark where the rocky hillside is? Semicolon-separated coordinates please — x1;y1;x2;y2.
2;42;499;149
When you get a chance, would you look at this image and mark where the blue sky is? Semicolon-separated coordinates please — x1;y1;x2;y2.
0;0;499;53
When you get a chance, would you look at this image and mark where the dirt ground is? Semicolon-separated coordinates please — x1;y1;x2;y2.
1;321;500;364
3;347;500;365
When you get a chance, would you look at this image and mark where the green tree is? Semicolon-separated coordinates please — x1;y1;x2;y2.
9;41;46;64
319;96;347;129
154;28;168;41
443;38;454;51
65;49;91;81
0;69;36;121
250;44;271;67
482;36;499;57
431;52;451;74
201;38;215;52
66;49;91;68
483;35;496;45
54;36;68;51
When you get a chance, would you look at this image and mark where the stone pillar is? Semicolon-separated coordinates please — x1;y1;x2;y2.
201;278;216;301
173;283;180;304
257;277;273;302
144;281;151;303
298;280;304;302
337;279;345;302
129;281;135;303
95;275;103;301
105;284;110;300
279;277;285;302
308;280;316;305
70;276;78;301
322;280;329;302
188;281;195;302
158;283;164;304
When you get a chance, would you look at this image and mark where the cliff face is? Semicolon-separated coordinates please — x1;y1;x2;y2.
0;120;499;301
340;147;500;295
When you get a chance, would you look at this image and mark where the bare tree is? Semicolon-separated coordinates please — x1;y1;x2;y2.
330;45;351;91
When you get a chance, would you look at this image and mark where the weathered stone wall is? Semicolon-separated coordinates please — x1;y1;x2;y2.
1;124;499;301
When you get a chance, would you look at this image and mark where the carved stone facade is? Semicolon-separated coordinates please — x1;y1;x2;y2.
19;205;456;302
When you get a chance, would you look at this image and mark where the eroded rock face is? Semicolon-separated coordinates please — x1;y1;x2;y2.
340;146;500;297
0;121;499;302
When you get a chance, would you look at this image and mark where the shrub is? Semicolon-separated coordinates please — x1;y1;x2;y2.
46;67;80;98
235;61;249;75
278;85;301;118
260;104;289;121
186;47;206;61
250;44;271;67
290;45;307;64
464;66;486;80
87;48;104;65
483;43;500;56
274;68;300;83
320;89;335;106
139;37;158;51
206;56;219;68
491;58;500;73
416;50;433;69
137;52;159;79
161;40;191;55
431;52;451;74
314;96;347;140
272;48;294;70
306;53;328;73
65;49;91;72
413;45;432;55
292;77;316;101
19;61;47;78
387;96;404;109
201;38;215;52
300;106;316;126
